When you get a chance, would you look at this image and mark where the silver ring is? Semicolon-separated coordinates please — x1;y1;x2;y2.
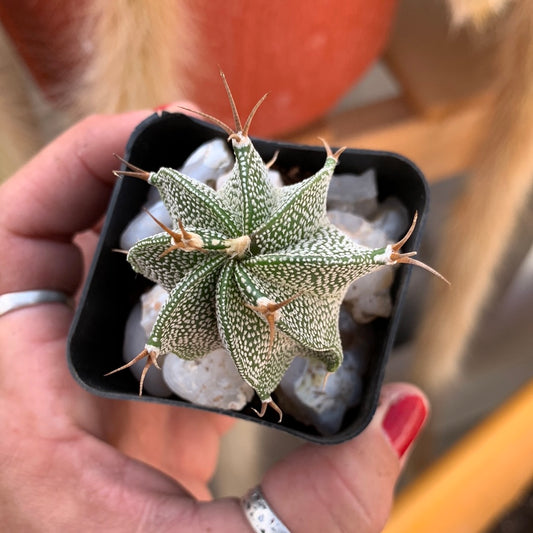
241;485;291;533
0;290;71;317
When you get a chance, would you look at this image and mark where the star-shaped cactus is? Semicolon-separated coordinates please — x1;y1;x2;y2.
108;72;446;420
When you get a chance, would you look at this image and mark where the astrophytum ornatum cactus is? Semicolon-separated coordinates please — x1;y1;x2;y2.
108;73;446;420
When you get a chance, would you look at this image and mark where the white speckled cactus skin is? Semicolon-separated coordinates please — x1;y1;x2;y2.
108;73;446;420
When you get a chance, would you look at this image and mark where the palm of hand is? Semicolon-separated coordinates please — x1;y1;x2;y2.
0;256;233;532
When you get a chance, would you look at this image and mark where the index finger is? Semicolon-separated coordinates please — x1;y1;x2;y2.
0;110;152;239
0;109;151;294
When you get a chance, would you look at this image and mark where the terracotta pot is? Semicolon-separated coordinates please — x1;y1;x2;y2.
0;1;397;136
184;1;398;136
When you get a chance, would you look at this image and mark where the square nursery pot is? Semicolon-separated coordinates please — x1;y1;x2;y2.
67;112;429;444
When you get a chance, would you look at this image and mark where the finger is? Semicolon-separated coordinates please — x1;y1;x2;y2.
258;383;429;533
159;383;428;533
1;101;198;241
0;110;152;240
0;111;148;294
0;103;195;295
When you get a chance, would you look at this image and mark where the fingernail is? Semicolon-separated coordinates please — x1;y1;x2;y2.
382;394;428;458
153;103;172;111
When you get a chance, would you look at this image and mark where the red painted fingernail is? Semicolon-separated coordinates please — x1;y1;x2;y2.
382;394;428;458
153;103;172;111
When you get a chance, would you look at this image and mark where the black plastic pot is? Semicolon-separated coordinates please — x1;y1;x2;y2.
67;112;428;444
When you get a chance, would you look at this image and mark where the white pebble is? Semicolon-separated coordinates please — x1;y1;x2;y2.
162;348;254;410
328;210;390;248
120;200;172;250
277;351;363;435
343;269;395;323
371;197;410;241
180;138;233;187
139;284;168;335
327;169;378;217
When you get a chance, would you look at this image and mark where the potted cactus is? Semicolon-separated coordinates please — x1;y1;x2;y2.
68;74;443;443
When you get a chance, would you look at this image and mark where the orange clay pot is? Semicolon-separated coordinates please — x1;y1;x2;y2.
0;1;397;136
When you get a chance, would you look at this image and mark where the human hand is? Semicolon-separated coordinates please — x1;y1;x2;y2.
0;109;429;532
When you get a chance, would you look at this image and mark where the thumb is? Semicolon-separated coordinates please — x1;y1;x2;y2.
258;382;429;533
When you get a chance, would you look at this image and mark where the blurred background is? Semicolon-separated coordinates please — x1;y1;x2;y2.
1;1;532;531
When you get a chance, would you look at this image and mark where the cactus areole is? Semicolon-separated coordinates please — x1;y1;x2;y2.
107;73;445;421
